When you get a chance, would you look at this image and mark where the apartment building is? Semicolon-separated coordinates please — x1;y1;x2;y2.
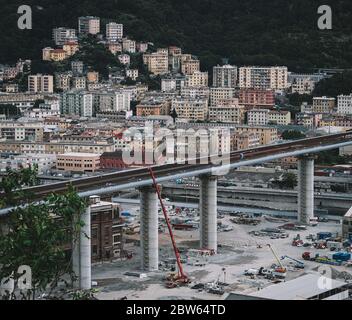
63;42;79;57
71;61;84;75
0;136;115;155
93;90;131;112
235;132;261;150
72;77;87;90
181;58;200;75
296;113;322;129
185;71;208;87
209;87;236;106
337;94;352;115
126;69;139;81
180;86;210;99
55;72;72;91
161;75;186;92
28;74;54;93
288;73;326;95
239;66;288;90
268;110;291;125
236;125;278;145
247;109;269;126
239;88;275;109
118;54;130;65
57;152;101;172
122;38;136;53
78;16;100;35
107;42;122;55
42;47;67;62
0;154;56;174
89;196;124;261
4;84;19;93
143;51;169;75
209;99;245;124
0;93;45;110
60;91;93;117
136;99;171;117
213;64;238;88
313;96;336;113
52;27;77;46
137;42;149;53
0;122;44;142
106;23;123;41
172;97;208;121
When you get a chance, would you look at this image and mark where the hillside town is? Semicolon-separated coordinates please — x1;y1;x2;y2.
1;14;352;302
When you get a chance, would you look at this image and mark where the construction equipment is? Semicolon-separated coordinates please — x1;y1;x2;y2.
267;244;287;278
281;255;305;269
148;167;190;287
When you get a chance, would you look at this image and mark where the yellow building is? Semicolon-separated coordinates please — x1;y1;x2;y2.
57;152;101;172
185;71;208;87
143;51;169;75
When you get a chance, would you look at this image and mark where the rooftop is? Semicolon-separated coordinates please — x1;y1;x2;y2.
250;273;347;300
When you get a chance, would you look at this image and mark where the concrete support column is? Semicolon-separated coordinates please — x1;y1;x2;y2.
298;156;315;224
199;175;218;252
140;186;159;271
73;198;92;290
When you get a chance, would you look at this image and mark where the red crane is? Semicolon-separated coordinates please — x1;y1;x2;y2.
148;167;190;285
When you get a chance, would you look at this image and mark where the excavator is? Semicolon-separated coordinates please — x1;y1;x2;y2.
148;168;191;288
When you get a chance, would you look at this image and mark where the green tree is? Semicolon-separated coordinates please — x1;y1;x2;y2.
273;172;298;190
281;130;306;140
0;167;88;300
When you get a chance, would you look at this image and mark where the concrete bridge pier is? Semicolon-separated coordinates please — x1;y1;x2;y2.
73;197;92;290
298;155;315;224
140;186;159;271
199;175;218;252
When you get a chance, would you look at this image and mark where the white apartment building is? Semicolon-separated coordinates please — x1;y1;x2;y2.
338;94;352;115
161;76;186;92
210;87;236;106
213;64;238;88
180;86;210;99
78;16;100;35
247;109;270;126
60;91;93;117
126;69;139;81
72;77;87;90
185;71;208;87
172;97;208;121
106;23;123;41
52;27;77;46
28;74;54;93
239;66;288;90
118;54;130;65
0;154;57;174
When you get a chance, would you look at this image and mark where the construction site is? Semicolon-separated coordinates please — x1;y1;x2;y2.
90;182;352;300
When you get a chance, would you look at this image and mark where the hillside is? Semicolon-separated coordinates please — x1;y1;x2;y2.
1;0;352;71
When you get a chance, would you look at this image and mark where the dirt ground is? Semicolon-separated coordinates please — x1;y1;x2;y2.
93;204;351;300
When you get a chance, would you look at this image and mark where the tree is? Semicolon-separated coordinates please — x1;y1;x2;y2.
281;130;306;140
0;167;87;300
273;172;298;189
